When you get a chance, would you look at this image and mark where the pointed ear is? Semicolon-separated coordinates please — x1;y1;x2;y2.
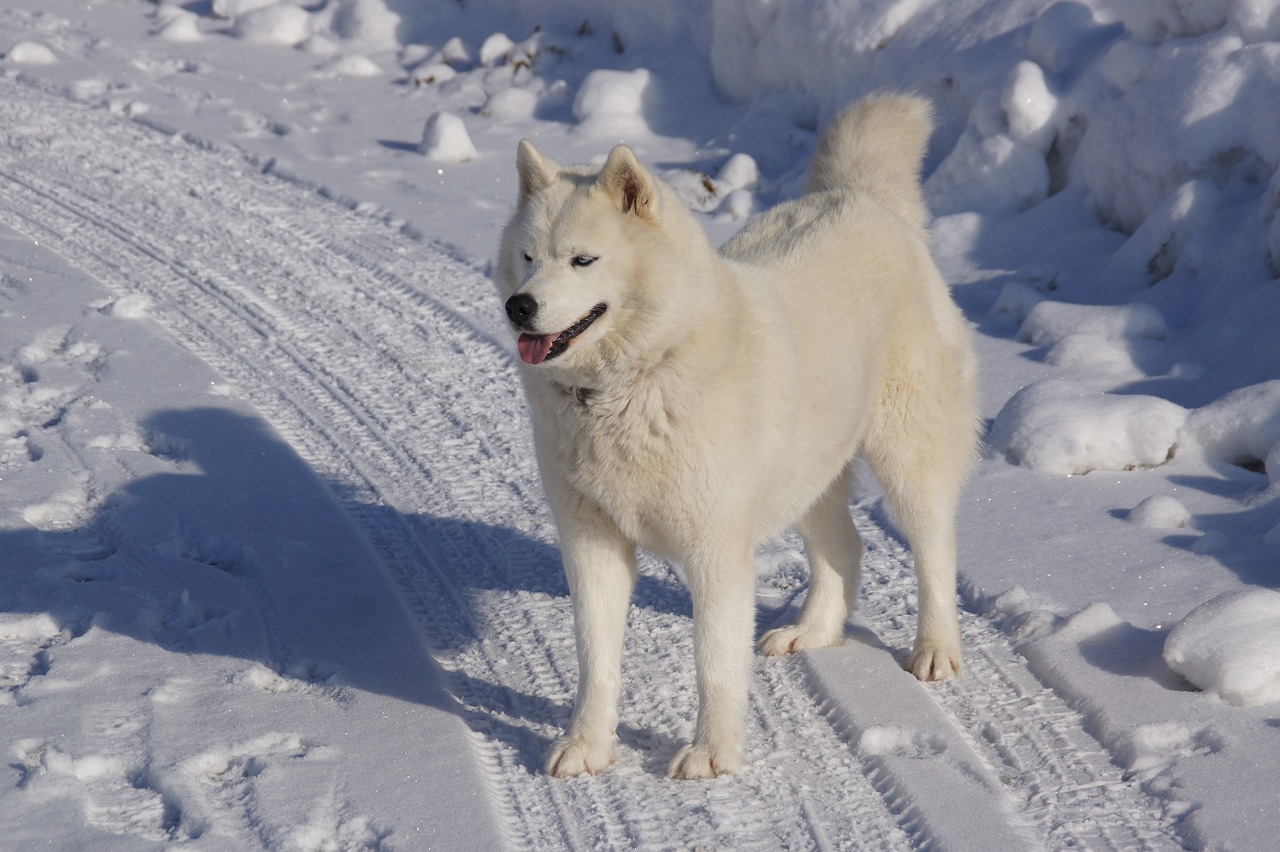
516;139;559;200
600;145;659;220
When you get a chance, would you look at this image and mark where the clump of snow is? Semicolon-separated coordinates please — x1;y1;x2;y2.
233;4;312;46
438;36;471;67
1017;300;1166;347
107;293;154;319
1185;380;1280;481
478;32;514;67
410;61;456;86
1027;1;1106;72
1164;589;1280;706
314;54;381;78
418;111;476;162
154;11;203;43
926;127;1049;216
481;86;538;121
211;0;276;19
1122;721;1225;785
1127;495;1192;529
572;68;652;133
323;0;401;54
718;152;760;191
859;726;946;758
717;188;755;221
989;380;1186;474
5;40;57;65
1001;61;1057;153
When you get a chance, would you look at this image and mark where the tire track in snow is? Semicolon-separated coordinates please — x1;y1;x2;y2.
0;78;1182;849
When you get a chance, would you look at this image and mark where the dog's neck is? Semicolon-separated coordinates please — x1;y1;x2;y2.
548;379;597;407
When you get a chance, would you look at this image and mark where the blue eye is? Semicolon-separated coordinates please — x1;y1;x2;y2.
572;255;597;268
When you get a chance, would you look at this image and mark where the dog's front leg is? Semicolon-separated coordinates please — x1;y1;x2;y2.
544;500;637;777
668;550;756;779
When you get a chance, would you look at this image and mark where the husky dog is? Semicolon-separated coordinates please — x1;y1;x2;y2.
495;94;978;779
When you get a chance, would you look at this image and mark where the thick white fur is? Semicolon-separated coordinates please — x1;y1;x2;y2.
495;94;979;780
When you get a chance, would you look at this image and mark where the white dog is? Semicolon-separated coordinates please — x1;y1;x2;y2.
495;94;978;779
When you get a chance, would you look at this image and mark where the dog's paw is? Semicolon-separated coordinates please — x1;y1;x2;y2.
758;623;845;656
908;641;963;682
666;742;745;780
545;734;614;778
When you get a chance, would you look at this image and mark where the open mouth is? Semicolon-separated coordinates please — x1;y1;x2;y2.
518;303;608;365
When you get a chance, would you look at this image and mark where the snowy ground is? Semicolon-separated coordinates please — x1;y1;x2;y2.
1;0;1278;849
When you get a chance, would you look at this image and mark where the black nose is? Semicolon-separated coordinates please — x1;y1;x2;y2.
505;293;538;327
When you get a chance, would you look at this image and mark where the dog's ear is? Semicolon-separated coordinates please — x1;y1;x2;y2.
516;139;559;200
600;145;659;221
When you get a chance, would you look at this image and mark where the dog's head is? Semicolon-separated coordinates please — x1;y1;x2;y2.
496;140;691;380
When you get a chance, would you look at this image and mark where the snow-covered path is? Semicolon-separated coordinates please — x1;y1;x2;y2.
0;73;1186;849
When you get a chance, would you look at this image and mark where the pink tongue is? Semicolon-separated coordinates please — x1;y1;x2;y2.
518;333;555;365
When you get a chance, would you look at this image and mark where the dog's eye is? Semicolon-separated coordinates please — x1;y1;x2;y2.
572;255;597;268
522;252;533;263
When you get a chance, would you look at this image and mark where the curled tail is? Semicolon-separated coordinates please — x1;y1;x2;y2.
806;93;933;235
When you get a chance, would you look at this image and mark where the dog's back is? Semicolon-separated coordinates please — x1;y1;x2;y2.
805;94;933;236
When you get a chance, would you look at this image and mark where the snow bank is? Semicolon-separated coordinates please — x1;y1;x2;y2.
1186;380;1280;482
1164;589;1280;706
988;380;1187;475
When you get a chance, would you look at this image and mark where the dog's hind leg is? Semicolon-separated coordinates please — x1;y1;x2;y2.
668;545;757;779
545;499;638;777
863;353;976;681
759;465;862;655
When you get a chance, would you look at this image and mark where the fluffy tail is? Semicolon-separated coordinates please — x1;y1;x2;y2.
806;93;933;234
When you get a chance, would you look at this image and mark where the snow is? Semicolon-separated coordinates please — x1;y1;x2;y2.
1164;589;1280;706
571;67;653;133
418;111;477;162
988;380;1187;474
0;0;1278;848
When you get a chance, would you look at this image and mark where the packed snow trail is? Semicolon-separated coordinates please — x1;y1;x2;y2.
0;77;1182;849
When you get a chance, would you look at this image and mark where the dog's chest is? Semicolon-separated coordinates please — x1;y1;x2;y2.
546;383;706;549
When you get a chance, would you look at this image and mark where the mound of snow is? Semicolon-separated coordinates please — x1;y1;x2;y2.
155;11;203;43
718;153;760;191
418;111;476;162
324;0;401;54
1018;300;1167;346
926;129;1048;216
1164;589;1280;706
478;32;514;67
410;61;457;86
1127;495;1191;529
5;41;57;65
572;68;651;132
482;87;539;121
233;4;312;46
212;0;276;18
1186;381;1280;482
1001;60;1057;153
989;380;1187;474
315;54;381;78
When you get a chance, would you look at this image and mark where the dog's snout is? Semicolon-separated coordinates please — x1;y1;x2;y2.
506;293;538;327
